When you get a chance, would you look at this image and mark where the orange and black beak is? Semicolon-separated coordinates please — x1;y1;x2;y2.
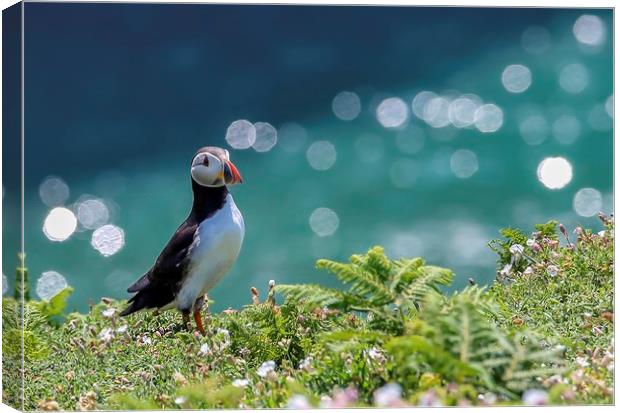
223;160;243;185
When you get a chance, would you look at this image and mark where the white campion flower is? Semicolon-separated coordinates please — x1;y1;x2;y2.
116;324;128;334
232;378;249;388
102;308;116;318
523;266;534;276
526;238;535;247
174;396;187;405
269;279;275;287
546;265;559;277
286;394;311;409
257;360;276;377
198;343;210;356
575;356;590;368
510;244;524;258
99;328;114;343
299;356;313;371
522;389;549;405
500;264;512;277
373;383;403;407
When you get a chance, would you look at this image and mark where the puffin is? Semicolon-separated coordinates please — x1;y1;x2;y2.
120;146;244;335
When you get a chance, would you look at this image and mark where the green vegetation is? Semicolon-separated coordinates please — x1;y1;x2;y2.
2;218;614;410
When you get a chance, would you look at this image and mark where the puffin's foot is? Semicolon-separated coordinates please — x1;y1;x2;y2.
182;311;191;331
194;310;206;336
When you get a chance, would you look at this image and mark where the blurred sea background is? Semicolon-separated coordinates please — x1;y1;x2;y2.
2;4;613;312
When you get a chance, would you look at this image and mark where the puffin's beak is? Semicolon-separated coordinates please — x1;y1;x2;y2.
224;160;243;185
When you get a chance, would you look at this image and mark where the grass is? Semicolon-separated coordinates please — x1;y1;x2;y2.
2;217;614;410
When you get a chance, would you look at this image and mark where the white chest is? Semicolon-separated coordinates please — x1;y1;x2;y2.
176;194;244;311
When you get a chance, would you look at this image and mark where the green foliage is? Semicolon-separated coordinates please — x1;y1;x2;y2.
277;246;453;333
4;219;613;409
35;287;74;324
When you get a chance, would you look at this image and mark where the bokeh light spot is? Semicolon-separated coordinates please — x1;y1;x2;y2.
474;104;503;133
309;207;339;237
225;119;256;149
252;122;278;152
91;224;125;257
573;15;606;46
502;64;532;93
423;96;451;128
559;63;589;94
588;104;613;132
43;207;77;241
306;140;337;171
2;273;8;296
412;91;437;119
537;157;573;190
39;176;70;207
605;95;613;118
376;97;408;128
449;96;480;128
573;188;603;217
332;91;361;121
36;271;68;301
450;149;479;179
77;198;110;230
552;114;581;145
519;115;549;146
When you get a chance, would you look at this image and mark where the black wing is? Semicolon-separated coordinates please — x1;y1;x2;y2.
120;219;198;316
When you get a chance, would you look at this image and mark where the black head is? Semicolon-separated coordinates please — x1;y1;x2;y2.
190;146;243;187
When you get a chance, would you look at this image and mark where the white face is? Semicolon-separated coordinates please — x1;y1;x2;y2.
191;152;224;187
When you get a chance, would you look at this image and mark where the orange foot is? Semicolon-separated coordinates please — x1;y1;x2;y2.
194;310;206;336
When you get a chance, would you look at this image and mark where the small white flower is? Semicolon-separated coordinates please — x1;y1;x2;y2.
510;244;524;257
198;343;210;356
373;383;402;407
299;356;313;371
546;265;559;277
99;328;114;343
526;238;535;247
174;396;187;405
523;266;534;276
269;279;275;287
116;324;128;334
575;356;590;368
286;394;311;409
257;360;276;377
500;264;512;276
102;308;116;318
522;389;548;405
232;378;249;388
477;392;497;405
598;230;606;237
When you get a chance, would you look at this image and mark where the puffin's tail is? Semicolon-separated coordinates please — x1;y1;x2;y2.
119;293;143;317
120;284;175;317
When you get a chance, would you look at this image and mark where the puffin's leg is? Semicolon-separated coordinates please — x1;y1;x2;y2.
193;296;206;336
182;311;191;331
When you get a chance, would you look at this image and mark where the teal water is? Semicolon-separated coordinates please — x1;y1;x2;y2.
2;5;613;313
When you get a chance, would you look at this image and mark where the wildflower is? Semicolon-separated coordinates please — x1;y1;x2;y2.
37;399;60;411
573;226;583;235
531;242;542;252
499;264;512;277
546;265;559;277
269;279;275;288
173;372;188;386
559;223;567;236
365;347;386;363
257;360;276;377
98;328;113;343
522;389;548;405
477;392;497;405
77;391;97;411
598;230;606;237
523;266;534;276
286;394;311;409
232;378;249;388
526;238;535;247
174;396;187;405
373;383;403;407
137;335;153;346
299;356;313;371
575;356;590;368
101;308;116;318
329;387;358;407
116;324;128;334
509;244;524;259
198;343;210;356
